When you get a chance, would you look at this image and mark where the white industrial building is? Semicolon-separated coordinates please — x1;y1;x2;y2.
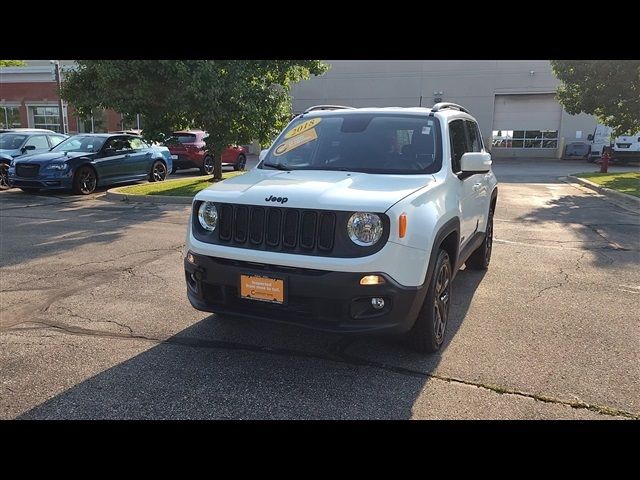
291;60;598;158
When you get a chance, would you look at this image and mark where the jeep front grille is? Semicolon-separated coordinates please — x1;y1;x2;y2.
192;202;389;258
215;203;336;254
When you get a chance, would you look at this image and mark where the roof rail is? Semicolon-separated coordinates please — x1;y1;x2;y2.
303;104;356;114
429;102;469;116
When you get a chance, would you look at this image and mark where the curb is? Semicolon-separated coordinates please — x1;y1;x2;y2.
106;187;193;205
567;175;640;207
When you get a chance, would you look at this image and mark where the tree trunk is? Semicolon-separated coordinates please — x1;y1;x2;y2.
212;148;223;182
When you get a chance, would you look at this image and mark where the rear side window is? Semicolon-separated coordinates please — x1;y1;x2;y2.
466;121;483;152
129;137;148;149
449;119;468;173
24;135;49;149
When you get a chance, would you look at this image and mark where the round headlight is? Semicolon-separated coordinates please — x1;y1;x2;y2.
347;212;383;246
198;201;218;232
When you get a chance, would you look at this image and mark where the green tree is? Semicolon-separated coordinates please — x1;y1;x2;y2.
551;60;640;136
61;60;329;180
0;60;26;67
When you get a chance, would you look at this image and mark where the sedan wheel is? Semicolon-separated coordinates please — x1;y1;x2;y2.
0;165;9;190
150;161;167;182
73;166;97;195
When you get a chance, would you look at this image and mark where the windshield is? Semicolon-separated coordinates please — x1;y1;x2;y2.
51;136;106;153
0;134;27;150
167;133;198;144
260;114;442;174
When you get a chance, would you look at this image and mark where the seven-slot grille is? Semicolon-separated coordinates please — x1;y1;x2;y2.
216;203;336;253
16;164;40;178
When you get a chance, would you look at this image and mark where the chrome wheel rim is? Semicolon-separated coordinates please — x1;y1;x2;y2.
79;169;96;194
0;166;9;189
153;162;167;181
433;261;451;344
204;157;214;174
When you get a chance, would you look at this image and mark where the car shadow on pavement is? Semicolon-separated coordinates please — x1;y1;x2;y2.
17;268;485;420
0;190;184;269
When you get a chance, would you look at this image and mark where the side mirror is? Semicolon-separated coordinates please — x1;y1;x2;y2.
102;147;116;157
460;152;491;175
22;145;36;153
587;134;594;141
259;149;269;162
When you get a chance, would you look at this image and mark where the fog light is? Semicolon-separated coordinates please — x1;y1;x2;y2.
187;252;196;264
371;297;385;310
360;275;385;285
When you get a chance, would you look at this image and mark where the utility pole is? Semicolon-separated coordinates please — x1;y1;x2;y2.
51;60;66;134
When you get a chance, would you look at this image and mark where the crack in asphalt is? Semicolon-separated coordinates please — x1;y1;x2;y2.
4;321;637;419
584;224;629;251
493;238;637;252
528;268;570;304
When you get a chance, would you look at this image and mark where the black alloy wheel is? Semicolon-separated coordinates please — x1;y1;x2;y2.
73;166;97;195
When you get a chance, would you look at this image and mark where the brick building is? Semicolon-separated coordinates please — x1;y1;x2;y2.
0;60;138;133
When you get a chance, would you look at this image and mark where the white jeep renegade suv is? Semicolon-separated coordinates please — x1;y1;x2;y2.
184;103;498;352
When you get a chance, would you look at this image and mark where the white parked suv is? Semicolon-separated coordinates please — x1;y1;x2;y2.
184;103;498;352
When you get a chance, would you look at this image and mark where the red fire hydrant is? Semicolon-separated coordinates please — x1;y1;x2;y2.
600;148;610;173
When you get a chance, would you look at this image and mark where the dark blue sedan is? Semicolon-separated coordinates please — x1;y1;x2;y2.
8;133;173;194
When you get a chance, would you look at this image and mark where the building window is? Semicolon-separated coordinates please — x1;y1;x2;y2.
1;106;21;129
121;114;144;131
29;106;61;132
77;109;108;133
492;129;558;148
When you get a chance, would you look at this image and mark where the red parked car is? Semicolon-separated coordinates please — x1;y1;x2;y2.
165;130;247;175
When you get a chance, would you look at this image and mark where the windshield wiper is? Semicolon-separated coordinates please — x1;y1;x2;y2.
262;162;291;171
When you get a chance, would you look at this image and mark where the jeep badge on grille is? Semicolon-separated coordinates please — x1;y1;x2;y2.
265;195;288;204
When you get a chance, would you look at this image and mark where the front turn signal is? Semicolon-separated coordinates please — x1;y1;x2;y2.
399;213;407;238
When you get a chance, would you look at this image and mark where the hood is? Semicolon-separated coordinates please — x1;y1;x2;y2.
0;148;21;158
14;151;91;164
195;169;435;212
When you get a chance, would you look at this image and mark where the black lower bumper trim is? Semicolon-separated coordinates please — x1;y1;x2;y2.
184;253;429;334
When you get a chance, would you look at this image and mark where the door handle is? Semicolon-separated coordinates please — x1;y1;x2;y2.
124;154;130;158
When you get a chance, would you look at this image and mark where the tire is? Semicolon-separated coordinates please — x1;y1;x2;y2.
149;160;167;182
407;249;452;353
20;187;40;194
234;154;246;171
0;164;10;190
466;207;494;270
72;165;97;195
200;155;214;175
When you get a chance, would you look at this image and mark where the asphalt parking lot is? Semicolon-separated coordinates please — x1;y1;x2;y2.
1;158;638;419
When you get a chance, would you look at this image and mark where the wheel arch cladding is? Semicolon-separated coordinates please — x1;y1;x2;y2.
424;216;460;287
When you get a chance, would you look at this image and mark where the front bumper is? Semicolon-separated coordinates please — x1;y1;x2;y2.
184;252;429;334
611;150;640;160
8;167;74;190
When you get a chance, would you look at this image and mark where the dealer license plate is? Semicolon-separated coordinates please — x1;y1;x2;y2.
171;154;178;159
240;275;285;304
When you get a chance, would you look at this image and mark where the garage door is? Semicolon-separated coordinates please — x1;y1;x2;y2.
492;94;561;158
